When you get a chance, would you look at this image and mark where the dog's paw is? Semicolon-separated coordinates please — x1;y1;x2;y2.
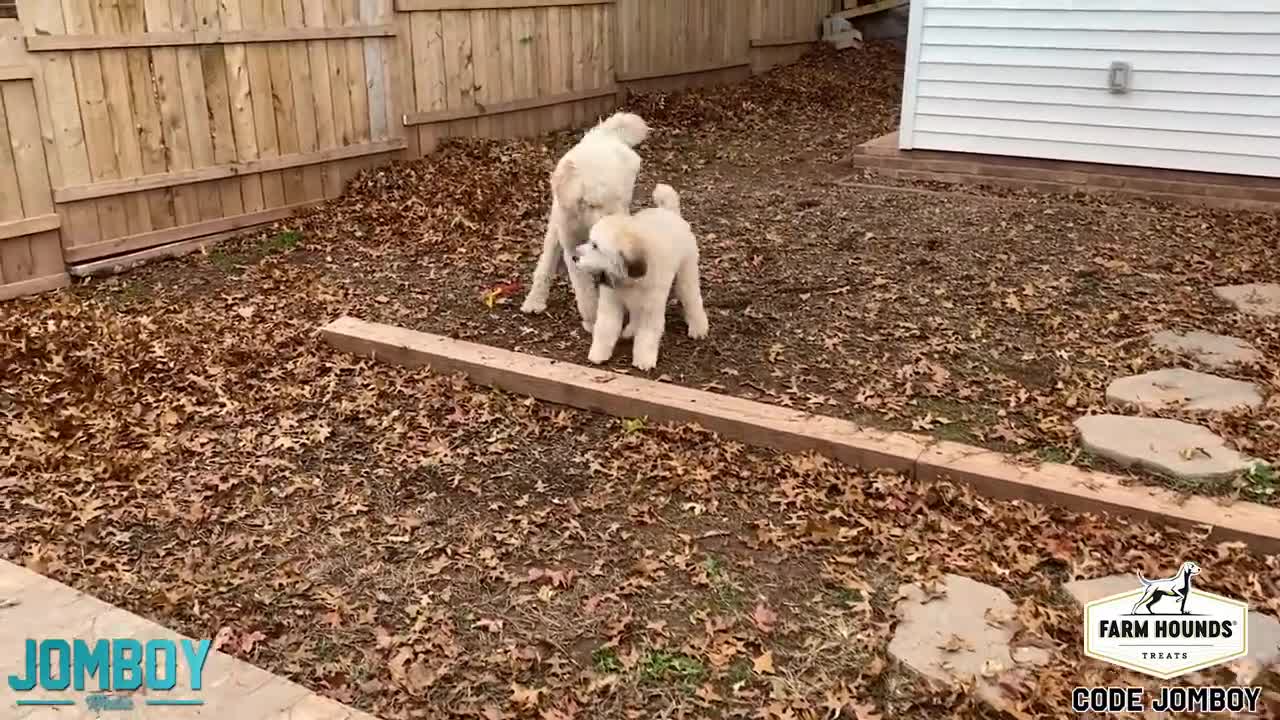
632;353;658;371
520;297;547;314
587;347;612;365
687;316;709;339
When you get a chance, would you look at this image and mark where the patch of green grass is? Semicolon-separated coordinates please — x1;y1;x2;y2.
726;659;753;687
1036;446;1070;464
702;555;744;610
263;229;302;254
208;249;243;274
830;587;865;608
592;646;622;674
639;651;705;686
1242;462;1278;502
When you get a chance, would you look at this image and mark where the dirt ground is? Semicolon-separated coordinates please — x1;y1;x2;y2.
213;41;1275;504
2;43;1279;720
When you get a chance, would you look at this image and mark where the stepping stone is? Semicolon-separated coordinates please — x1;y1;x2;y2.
889;574;1017;686
1074;414;1251;481
1065;575;1280;675
1214;283;1280;317
1106;368;1263;412
1150;330;1262;370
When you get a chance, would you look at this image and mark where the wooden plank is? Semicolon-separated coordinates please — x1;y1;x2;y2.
196;0;245;218
25;228;66;279
321;317;1280;556
23;25;399;50
0;90;33;284
302;0;340;198
283;0;325;201
145;0;200;225
440;10;477;139
544;5;568;132
468;9;495;137
55;139;407;201
119;0;176;231
347;0;372;143
264;0;308;204
530;8;551;134
390;5;417;154
0;81;55;218
171;0;223;220
90;0;152;235
323;0;355;149
66;226;252;277
749;37;816;48
0;269;70;301
0;86;24;220
63;0;130;242
397;0;611;9
240;0;287;210
220;0;266;215
0;213;60;240
63;201;314;262
833;0;908;20
617;59;750;83
403;87;614;126
569;5;585;127
411;10;447;152
0;65;31;80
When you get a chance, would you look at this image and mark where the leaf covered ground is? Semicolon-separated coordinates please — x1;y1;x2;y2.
2;43;1279;720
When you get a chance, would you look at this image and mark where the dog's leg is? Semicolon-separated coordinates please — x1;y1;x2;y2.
565;260;600;333
520;216;563;315
588;288;624;364
631;299;667;371
675;256;709;339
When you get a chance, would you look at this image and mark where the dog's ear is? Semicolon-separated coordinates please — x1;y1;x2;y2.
550;159;575;199
619;229;647;279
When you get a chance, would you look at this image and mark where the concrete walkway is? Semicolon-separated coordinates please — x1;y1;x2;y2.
0;560;379;719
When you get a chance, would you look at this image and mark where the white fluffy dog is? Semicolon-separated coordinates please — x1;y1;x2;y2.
572;184;708;371
519;112;650;331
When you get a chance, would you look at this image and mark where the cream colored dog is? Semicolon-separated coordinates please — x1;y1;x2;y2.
572;184;708;371
520;112;650;332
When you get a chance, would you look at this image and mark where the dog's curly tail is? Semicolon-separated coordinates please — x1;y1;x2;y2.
1137;571;1152;586
653;184;681;215
593;112;650;147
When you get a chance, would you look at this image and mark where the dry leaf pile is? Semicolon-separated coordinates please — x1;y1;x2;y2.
2;42;1279;719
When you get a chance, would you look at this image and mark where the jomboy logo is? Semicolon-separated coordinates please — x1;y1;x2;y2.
1084;561;1248;679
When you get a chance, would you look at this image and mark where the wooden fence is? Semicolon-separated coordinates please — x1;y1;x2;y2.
1;0;843;300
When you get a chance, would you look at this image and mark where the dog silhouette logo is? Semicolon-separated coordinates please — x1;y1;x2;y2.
1083;561;1248;680
1130;561;1200;615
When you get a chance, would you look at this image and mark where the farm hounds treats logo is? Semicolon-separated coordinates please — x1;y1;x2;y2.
1084;561;1247;679
1072;561;1262;715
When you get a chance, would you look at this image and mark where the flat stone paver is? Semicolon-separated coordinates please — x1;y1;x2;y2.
1151;330;1263;370
1065;575;1280;673
0;560;380;720
1106;368;1263;412
1074;414;1251;481
1214;283;1280;317
889;575;1017;687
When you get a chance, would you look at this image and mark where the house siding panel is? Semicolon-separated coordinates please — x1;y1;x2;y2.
898;1;1280;178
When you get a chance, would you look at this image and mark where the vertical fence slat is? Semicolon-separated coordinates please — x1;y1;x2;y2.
169;0;223;220
119;0;176;231
90;0;152;235
240;0;287;209
220;0;266;214
345;0;372;144
0;87;34;284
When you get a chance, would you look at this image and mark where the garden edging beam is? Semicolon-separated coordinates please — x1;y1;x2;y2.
321;316;1280;555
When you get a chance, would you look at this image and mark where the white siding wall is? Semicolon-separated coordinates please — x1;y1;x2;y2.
898;0;1280;178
